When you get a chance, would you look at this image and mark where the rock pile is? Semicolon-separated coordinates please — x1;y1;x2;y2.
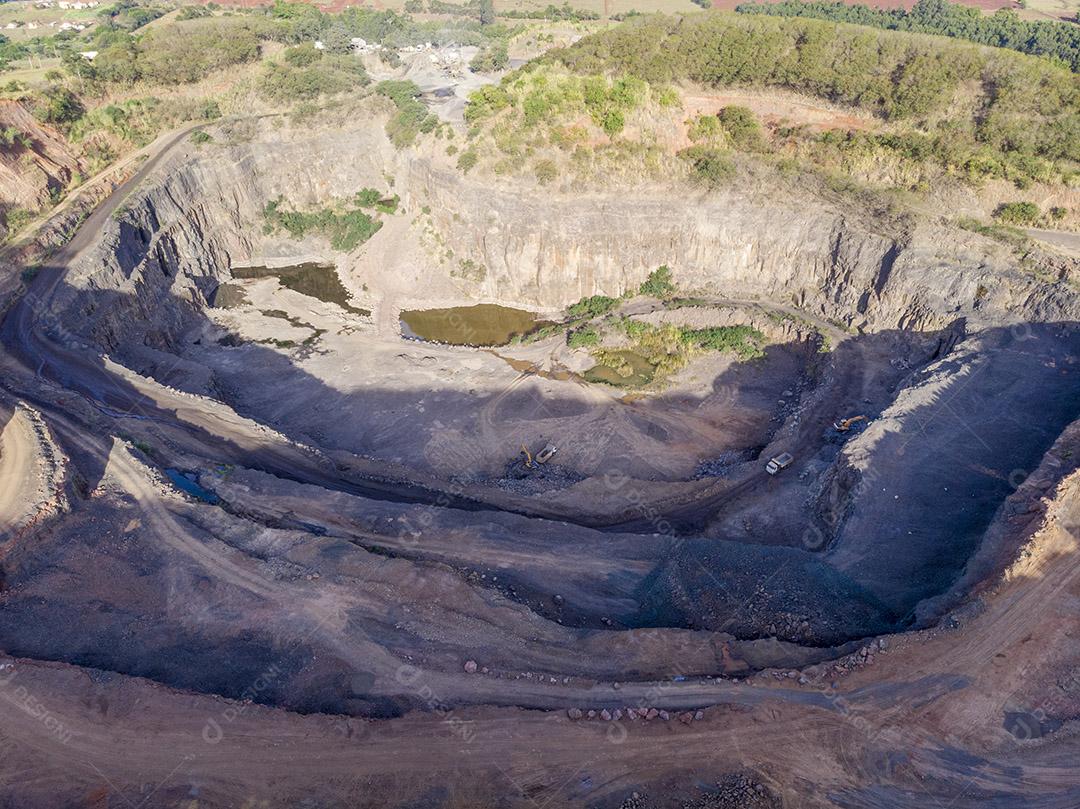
567;707;705;724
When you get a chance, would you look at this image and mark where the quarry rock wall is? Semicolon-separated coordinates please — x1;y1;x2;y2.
407;158;1079;332
56;117;1080;349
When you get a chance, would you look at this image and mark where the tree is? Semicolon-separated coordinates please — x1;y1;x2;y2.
477;0;495;25
321;20;354;54
35;86;83;125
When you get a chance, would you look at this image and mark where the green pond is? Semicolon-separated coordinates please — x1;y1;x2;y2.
400;304;550;347
231;263;370;316
583;350;656;388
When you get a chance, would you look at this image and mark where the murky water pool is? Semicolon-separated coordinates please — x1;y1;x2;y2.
400;304;550;347
231;263;370;316
583;350;656;387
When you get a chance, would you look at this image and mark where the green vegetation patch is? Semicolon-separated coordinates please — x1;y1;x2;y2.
567;294;620;319
679;325;766;359
638;265;676;297
549;12;1080;187
375;80;439;147
567;326;600;348
993;201;1041;225
262;197;384;252
466;70;647;139
260;50;369;103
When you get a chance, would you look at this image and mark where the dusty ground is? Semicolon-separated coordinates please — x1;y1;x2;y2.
0;100;1078;809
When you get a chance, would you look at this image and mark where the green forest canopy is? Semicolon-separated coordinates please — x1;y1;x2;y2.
737;0;1080;73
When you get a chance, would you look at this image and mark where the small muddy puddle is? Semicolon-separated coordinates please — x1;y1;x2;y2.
489;352;581;382
583;350;656;387
401;304;551;347
232;263;370;316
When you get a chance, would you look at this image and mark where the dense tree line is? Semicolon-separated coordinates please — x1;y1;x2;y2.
737;0;1080;72
501;3;600;22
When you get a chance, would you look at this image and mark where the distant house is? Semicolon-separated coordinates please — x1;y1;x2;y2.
78;50;98;61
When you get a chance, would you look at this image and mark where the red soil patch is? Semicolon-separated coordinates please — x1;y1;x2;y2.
679;89;875;148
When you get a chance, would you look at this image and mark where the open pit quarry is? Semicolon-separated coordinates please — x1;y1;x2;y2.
0;107;1079;809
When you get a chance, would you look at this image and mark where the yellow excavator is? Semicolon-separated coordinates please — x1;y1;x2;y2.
520;442;558;470
833;415;868;433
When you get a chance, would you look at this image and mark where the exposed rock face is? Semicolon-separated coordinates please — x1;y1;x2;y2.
57;114;1078;351
407;158;1078;331
57;116;395;351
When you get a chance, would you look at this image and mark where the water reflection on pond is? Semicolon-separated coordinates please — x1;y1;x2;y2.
230;263;370;316
400;304;551;347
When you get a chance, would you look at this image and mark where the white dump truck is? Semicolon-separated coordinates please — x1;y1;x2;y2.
765;452;794;475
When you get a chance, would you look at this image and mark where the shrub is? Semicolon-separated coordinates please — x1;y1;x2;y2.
284;42;323;67
630;323;692;374
639;265;676;297
465;84;511;122
34;86;83;125
470;40;508;73
567;295;619;318
375;80;437;147
717;105;764;151
993;201;1040;225
260;55;369;102
567;326;599;348
679;325;765;359
136;20;261;85
688;114;723;143
355;187;382;207
0;126;32;148
600;108;625;136
457;148;479;172
191;130;213;145
679;145;735;187
655;86;681;107
534;159;558;184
